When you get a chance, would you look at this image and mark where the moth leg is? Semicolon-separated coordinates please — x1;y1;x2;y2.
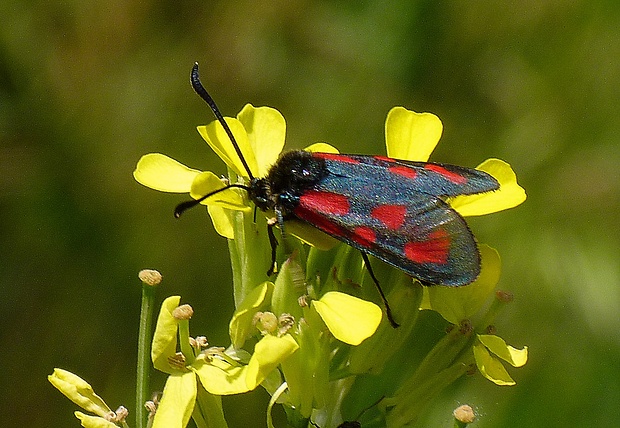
360;252;399;328
266;218;278;276
266;208;293;276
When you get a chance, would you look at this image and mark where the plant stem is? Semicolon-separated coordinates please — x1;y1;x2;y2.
136;282;156;428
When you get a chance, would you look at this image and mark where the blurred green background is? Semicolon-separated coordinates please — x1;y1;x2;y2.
1;1;619;427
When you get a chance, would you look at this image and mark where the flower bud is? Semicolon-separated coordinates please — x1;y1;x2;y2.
138;269;162;286
453;404;476;424
172;304;193;320
254;311;278;334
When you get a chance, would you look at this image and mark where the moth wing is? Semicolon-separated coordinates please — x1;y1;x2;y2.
293;183;481;286
314;153;499;197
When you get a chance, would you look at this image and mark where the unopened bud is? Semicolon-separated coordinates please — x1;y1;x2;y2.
453;404;475;424
138;269;162;286
254;311;278;334
172;304;193;320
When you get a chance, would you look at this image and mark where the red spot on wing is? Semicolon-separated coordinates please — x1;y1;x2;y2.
299;191;350;216
371;204;407;230
425;164;468;184
313;153;360;164
294;206;347;238
352;226;377;247
403;229;450;264
389;165;418;180
373;155;392;162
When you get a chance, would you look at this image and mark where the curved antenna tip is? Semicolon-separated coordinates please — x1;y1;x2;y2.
174;199;201;218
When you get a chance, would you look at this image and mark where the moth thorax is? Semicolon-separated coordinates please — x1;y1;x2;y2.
268;150;328;195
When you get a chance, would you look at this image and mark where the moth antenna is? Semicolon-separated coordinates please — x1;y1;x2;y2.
174;183;249;218
190;63;255;180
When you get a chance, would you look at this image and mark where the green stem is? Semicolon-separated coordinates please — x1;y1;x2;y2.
229;207;273;307
394;323;470;396
454;418;469;428
136;283;156;428
178;319;194;364
386;363;469;426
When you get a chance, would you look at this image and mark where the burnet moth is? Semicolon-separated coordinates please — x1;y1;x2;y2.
176;63;500;327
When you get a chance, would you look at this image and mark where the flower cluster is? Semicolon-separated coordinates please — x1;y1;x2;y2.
51;104;527;428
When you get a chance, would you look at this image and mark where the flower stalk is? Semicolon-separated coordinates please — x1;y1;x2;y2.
136;270;161;428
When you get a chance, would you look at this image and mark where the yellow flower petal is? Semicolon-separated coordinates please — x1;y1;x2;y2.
134;153;200;192
237;104;286;177
48;369;111;417
190;171;248;211
304;142;339;154
151;296;181;374
193;358;249;395
151;372;197;428
385;107;443;162
478;334;528;367
193;335;298;395
245;334;299;389
197;117;257;178
74;412;118;428
229;281;274;348
450;158;526;216
312;292;382;345
207;205;235;239
473;341;516;386
421;245;501;323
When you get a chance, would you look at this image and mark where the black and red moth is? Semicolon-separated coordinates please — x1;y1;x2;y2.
178;64;499;322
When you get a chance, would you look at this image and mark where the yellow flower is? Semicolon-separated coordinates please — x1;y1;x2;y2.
48;369;123;428
473;334;528;386
149;296;299;427
385;106;526;216
134;104;288;238
135;105;524;240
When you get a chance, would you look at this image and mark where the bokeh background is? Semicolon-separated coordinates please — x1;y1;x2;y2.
2;1;619;427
